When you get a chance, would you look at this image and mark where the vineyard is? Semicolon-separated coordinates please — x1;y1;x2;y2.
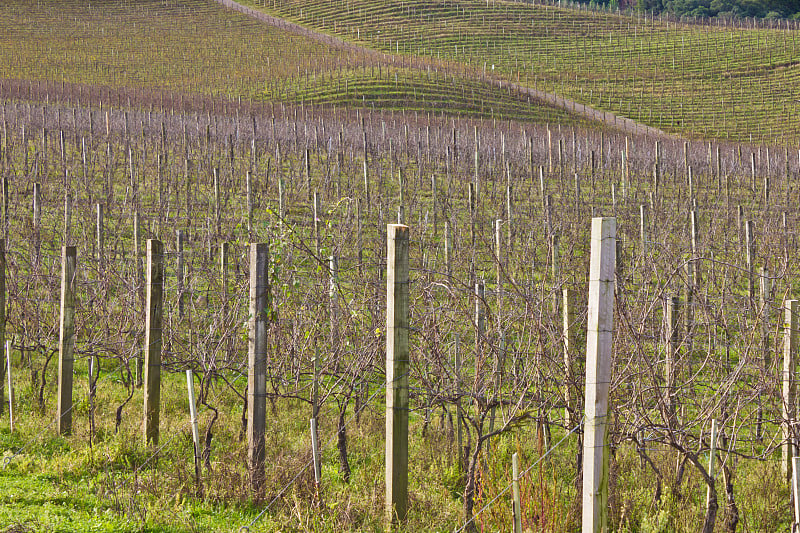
239;0;800;144
0;0;799;532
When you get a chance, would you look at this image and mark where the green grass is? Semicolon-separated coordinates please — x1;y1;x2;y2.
0;0;356;98
243;0;800;143
0;0;596;129
268;65;596;125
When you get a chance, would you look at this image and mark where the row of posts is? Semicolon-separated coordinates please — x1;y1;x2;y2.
0;217;612;530
14;216;800;531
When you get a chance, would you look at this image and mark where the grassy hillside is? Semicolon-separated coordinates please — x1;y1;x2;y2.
243;0;800;144
0;0;595;127
0;0;357;98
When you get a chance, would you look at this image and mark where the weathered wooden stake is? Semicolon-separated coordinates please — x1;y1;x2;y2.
186;369;202;486
143;239;164;445
6;340;12;433
311;417;321;484
582;217;616;533
88;355;97;442
247;243;270;493
0;239;4;415
63;192;72;246
783;300;798;481
385;224;410;525
57;246;77;435
33;183;41;231
512;452;522;533
706;419;718;509
793;456;800;528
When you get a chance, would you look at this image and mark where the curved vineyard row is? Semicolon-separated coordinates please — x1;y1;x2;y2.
240;0;800;144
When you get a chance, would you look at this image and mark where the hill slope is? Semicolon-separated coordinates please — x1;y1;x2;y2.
239;0;800;144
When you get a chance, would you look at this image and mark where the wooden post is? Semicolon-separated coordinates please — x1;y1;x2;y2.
563;288;576;427
143;239;164;445
706;419;718;509
186;369;202;487
248;243;270;493
57;246;77;435
512;452;522;533
385;224;410;525
783;300;798;480
0;239;4;416
6;340;12;433
582;217;616;533
311;417;321;484
88;355;97;443
793;456;800;528
63;192;72;246
737;205;744;250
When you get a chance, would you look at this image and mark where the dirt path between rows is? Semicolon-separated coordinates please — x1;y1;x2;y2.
213;0;672;138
